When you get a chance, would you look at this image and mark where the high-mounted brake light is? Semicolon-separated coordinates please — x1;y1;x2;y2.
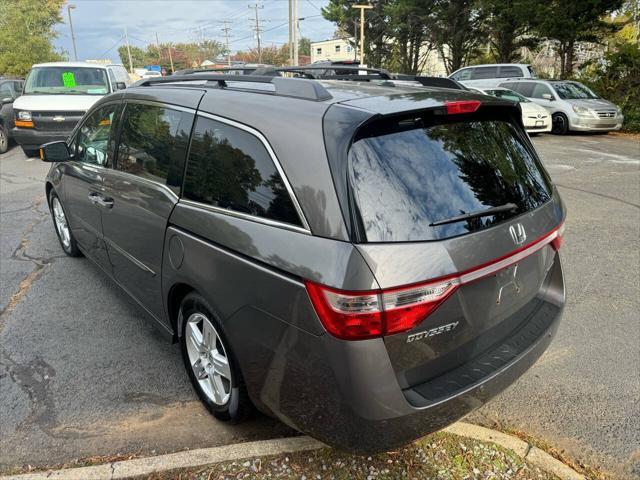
306;222;565;340
445;100;481;115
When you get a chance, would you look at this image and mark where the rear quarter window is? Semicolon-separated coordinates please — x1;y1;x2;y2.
183;116;303;227
349;117;552;242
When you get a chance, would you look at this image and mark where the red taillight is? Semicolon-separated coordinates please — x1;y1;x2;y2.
445;100;481;115
305;221;565;341
304;278;458;340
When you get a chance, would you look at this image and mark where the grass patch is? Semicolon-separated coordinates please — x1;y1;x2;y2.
145;432;558;480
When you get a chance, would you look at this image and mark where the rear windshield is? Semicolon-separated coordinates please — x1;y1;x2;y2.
349;118;552;242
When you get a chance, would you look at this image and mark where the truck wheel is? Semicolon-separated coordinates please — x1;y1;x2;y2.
0;125;9;154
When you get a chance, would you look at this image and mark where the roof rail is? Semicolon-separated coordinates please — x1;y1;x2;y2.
392;74;466;91
133;73;333;102
277;65;392;80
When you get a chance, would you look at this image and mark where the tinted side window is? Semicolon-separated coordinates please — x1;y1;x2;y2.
471;66;499;79
116;103;193;193
451;69;472;81
531;83;553;99
510;82;535;97
76;103;120;166
0;82;13;97
184;116;302;227
498;66;524;78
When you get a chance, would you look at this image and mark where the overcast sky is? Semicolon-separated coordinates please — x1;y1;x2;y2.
54;0;335;62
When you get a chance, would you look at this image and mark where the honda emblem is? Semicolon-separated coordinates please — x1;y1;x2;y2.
509;223;526;246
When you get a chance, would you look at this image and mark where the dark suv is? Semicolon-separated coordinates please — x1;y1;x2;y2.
40;74;566;453
0;78;24;154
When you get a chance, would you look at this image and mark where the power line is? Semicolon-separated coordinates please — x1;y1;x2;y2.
220;20;233;66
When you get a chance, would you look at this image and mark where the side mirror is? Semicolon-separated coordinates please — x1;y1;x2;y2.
40;141;72;162
1;96;13;104
115;82;127;90
542;93;553;101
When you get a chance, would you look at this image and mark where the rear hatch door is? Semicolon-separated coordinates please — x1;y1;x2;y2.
342;101;565;397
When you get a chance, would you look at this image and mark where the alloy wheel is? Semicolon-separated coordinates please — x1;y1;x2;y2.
52;197;71;249
185;312;232;405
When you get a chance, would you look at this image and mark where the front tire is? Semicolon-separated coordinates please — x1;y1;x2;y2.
179;292;251;423
0;125;9;154
551;113;569;135
49;190;81;257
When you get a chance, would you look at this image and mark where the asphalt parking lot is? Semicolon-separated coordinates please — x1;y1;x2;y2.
1;133;638;478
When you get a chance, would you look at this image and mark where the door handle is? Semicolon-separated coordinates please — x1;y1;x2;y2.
88;192;114;209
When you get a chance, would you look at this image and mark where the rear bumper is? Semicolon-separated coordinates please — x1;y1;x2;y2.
11;128;70;150
228;256;565;453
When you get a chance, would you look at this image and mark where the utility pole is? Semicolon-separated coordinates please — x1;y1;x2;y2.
167;43;174;74
67;4;78;61
352;4;373;66
220;20;232;66
292;0;298;66
288;0;293;65
248;4;264;63
155;32;161;62
124;27;133;74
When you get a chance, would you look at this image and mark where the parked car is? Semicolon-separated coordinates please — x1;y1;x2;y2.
498;79;624;134
140;70;162;78
449;63;537;88
474;87;551;134
0;77;24;154
39;74;566;453
12;62;128;156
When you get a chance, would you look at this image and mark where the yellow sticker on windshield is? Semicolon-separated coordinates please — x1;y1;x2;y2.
62;72;76;88
99;119;111;126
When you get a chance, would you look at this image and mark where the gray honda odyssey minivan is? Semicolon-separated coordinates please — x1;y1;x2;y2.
40;73;566;453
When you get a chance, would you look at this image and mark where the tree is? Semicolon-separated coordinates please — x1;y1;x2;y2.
385;0;435;74
0;0;65;76
322;0;393;67
479;0;544;63
298;37;311;57
428;0;487;74
118;45;147;69
536;0;624;78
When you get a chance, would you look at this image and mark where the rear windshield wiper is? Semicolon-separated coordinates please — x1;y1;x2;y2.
429;203;518;227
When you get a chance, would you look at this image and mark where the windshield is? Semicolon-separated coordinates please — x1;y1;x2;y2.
24;67;109;95
484;89;530;103
552;82;599;100
349;118;552;242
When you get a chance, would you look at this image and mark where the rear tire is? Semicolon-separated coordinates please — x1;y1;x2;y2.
0;125;8;154
21;147;38;157
551;113;569;135
49;190;81;257
179;292;252;423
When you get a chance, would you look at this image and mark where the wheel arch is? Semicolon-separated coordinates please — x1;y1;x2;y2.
45;181;54;204
167;282;196;342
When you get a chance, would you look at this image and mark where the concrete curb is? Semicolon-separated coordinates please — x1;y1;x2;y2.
2;422;585;480
444;423;585;480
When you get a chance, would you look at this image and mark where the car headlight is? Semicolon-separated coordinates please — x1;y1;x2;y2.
571;105;593;117
17;111;32;121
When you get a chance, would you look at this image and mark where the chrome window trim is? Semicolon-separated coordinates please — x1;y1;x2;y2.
180;199;311;236
106;168;180;201
123;98;197;115
195;111;311;233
